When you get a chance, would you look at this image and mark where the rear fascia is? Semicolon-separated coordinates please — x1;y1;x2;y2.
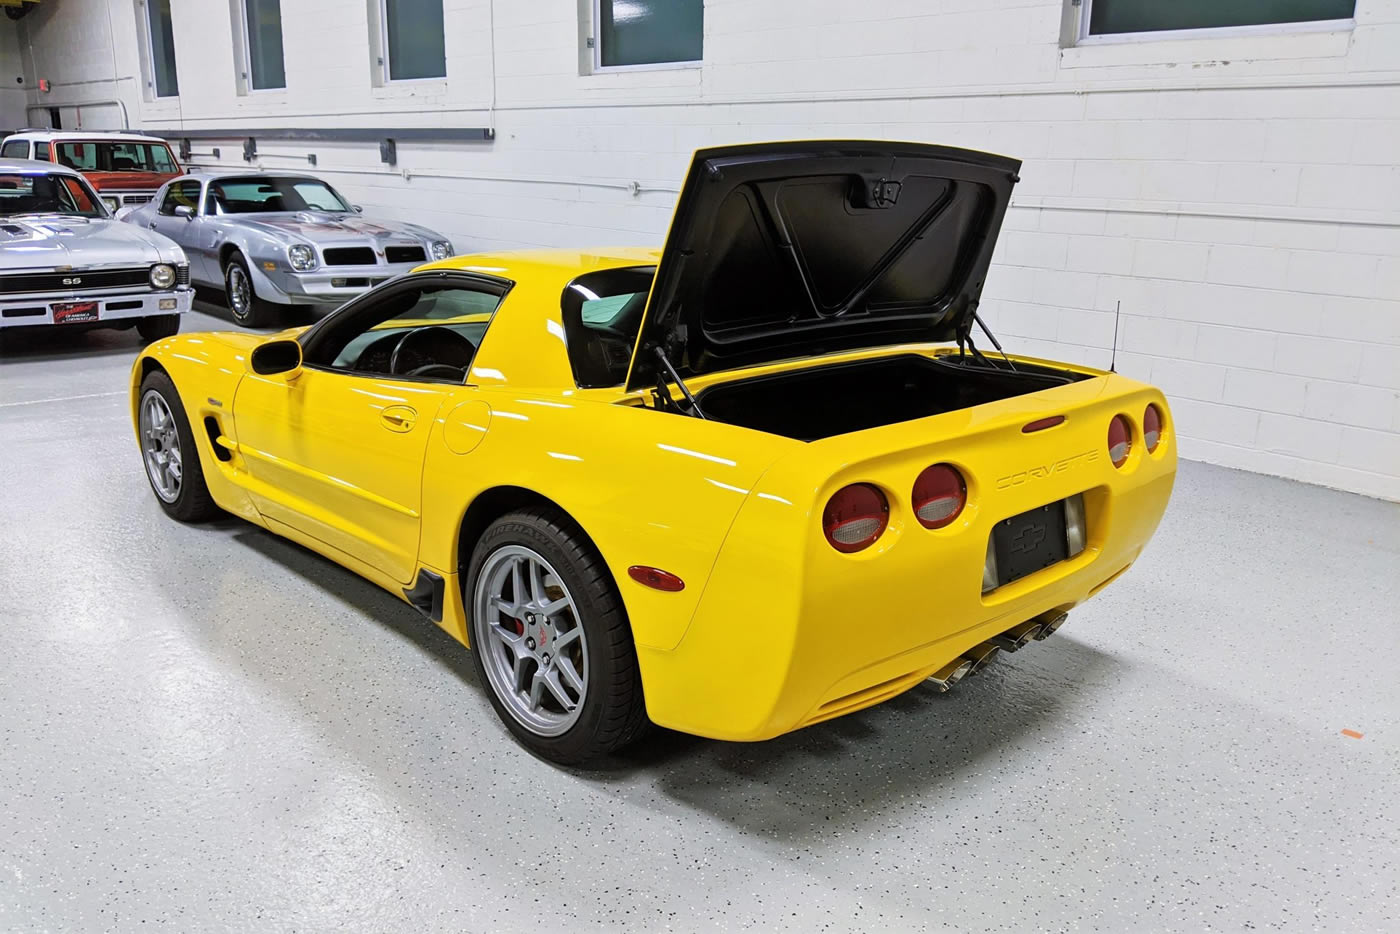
636;370;1176;740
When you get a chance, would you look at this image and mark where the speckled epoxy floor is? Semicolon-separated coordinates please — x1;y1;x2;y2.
2;305;1397;932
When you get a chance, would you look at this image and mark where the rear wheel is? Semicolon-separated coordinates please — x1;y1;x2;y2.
136;314;180;342
466;509;648;765
224;252;283;328
137;370;221;522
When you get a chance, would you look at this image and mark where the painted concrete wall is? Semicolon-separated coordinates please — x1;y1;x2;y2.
0;23;27;131
15;0;1400;499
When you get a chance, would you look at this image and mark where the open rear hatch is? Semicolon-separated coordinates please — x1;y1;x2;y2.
626;140;1025;398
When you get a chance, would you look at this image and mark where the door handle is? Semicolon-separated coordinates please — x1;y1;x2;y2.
380;405;417;432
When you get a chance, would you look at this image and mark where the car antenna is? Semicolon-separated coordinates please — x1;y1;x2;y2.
1110;300;1121;373
973;311;1018;372
652;346;707;419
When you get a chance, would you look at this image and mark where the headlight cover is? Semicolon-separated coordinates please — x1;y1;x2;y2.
102;196;120;212
430;240;452;261
149;263;176;289
288;244;317;271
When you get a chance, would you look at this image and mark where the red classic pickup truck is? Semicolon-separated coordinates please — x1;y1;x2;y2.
0;130;184;212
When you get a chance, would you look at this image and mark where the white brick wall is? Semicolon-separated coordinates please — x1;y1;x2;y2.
13;0;1400;499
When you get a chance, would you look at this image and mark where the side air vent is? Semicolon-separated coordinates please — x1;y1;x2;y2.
203;416;233;462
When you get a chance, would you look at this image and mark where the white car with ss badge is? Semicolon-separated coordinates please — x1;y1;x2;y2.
0;158;191;340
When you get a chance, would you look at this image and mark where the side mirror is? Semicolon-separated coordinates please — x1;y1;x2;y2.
249;339;303;377
174;204;195;220
352;204;364;214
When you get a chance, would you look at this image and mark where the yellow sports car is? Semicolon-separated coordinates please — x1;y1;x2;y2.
130;142;1175;764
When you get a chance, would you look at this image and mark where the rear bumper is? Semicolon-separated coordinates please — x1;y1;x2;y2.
635;379;1177;741
0;287;191;328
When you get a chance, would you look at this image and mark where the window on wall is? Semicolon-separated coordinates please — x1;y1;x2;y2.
1081;0;1356;39
142;0;180;97
595;0;703;69
242;0;287;90
380;0;446;81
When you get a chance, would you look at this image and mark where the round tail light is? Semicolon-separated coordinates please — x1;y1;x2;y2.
1143;404;1163;452
1108;415;1132;467
822;483;889;553
912;464;966;529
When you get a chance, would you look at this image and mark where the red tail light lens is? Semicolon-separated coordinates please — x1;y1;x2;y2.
1143;404;1163;452
1108;415;1132;467
822;483;889;553
912;464;967;529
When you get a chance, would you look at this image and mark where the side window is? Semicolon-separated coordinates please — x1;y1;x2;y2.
561;266;655;388
60;177;97;213
311;283;506;382
158;180;202;216
0;140;29;159
33;144;51;162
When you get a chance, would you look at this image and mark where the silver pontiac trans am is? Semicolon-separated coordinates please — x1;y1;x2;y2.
119;171;454;327
1;158;192;340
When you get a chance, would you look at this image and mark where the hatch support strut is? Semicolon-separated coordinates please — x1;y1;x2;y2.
651;346;708;419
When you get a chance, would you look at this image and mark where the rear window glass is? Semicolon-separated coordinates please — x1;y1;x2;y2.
1;140;29;159
561;266;655;388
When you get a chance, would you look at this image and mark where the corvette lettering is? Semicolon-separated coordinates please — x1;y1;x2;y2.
996;449;1099;490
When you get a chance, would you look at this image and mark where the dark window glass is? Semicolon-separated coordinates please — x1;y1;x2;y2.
145;0;180;97
209;177;352;214
159;181;202;216
245;0;287;90
599;0;702;67
561;266;655;388
33;144;51;162
0;172;106;218
54;142;178;173
1088;0;1355;36
1;141;30;159
385;0;446;80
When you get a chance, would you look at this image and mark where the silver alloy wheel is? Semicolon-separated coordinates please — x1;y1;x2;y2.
472;545;589;737
227;264;251;320
139;389;182;504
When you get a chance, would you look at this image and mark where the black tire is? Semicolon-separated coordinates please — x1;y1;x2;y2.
137;370;222;523
223;252;283;328
136;314;181;342
465;508;649;765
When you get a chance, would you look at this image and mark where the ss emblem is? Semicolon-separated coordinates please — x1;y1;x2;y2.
62;277;83;285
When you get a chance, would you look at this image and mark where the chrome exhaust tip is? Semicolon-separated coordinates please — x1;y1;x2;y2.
961;642;1001;676
926;658;974;692
1034;611;1069;640
991;621;1044;653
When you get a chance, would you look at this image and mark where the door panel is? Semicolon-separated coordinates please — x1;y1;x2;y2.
232;368;452;583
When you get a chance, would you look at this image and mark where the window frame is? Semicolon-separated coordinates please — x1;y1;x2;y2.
1075;0;1356;45
158;180;203;217
236;0;288;93
591;0;703;73
139;0;181;99
376;0;448;84
299;270;515;385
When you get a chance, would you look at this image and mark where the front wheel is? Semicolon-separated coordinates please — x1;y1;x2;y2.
224;253;283;328
137;370;221;522
466;509;648;765
136;314;180;342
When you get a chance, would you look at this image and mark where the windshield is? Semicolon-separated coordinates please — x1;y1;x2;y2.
54;141;179;174
208;177;352;214
0;172;108;218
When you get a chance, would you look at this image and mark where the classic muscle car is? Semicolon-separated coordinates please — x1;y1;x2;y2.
129;141;1176;765
1;158;191;339
120;171;454;327
0;130;184;212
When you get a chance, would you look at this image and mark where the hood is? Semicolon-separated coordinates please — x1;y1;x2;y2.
234;212;439;244
625;141;1021;391
0;215;183;271
84;170;180;192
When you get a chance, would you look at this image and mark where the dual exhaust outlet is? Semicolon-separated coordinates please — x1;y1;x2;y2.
925;611;1069;692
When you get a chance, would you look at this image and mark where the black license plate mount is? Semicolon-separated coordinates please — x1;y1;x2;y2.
992;499;1070;588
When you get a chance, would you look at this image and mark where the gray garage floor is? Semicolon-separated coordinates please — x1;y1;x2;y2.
2;303;1398;933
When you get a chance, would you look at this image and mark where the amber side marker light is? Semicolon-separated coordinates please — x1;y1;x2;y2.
628;566;685;592
1022;415;1065;433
